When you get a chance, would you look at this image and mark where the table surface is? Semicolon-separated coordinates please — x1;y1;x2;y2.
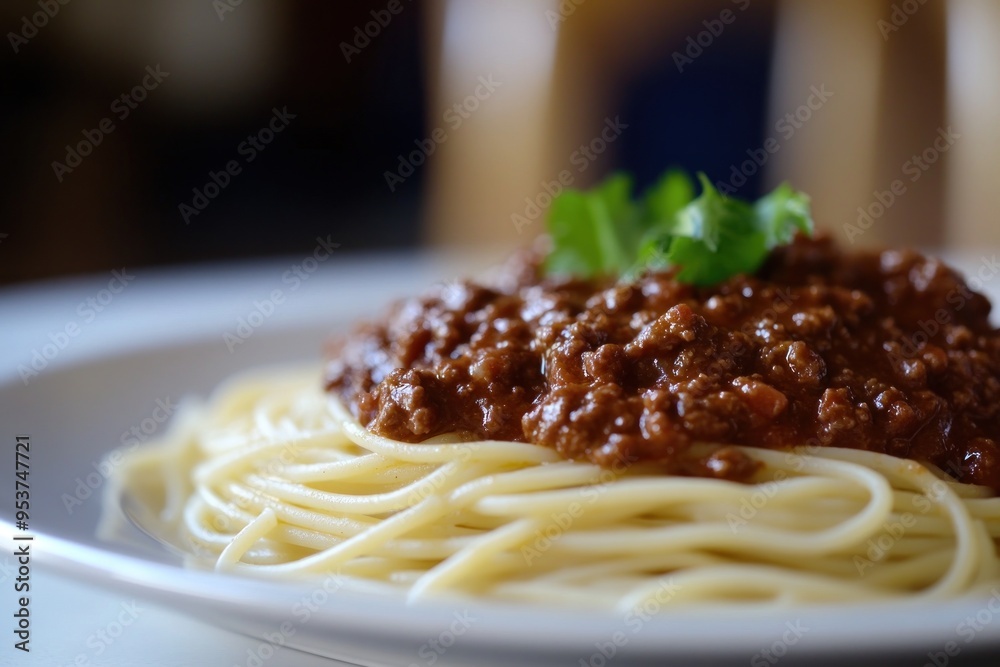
15;568;355;667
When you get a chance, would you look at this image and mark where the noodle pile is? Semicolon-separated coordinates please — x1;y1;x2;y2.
113;367;1000;609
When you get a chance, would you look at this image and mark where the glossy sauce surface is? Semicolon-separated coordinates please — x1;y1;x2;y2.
326;238;1000;491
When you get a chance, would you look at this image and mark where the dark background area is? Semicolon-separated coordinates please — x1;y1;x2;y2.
0;0;773;286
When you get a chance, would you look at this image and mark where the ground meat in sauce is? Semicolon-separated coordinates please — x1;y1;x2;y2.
325;236;1000;492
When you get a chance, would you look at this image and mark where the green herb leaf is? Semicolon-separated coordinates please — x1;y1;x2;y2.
544;174;641;279
753;182;813;247
544;170;814;285
642;169;696;229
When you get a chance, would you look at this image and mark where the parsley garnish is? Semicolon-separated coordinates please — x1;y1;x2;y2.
544;170;813;286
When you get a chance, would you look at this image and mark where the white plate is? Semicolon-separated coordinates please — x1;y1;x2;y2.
3;250;1000;667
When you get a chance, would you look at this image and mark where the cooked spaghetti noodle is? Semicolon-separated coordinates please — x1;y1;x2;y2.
113;366;1000;609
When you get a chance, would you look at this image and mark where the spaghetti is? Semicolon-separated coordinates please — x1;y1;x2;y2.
114;365;1000;609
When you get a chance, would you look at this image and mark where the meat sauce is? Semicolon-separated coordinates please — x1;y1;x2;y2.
325;237;1000;491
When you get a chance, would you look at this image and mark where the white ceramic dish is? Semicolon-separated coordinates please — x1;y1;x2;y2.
3;251;1000;666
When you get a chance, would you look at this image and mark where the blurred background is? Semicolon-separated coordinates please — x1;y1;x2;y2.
1;0;997;286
